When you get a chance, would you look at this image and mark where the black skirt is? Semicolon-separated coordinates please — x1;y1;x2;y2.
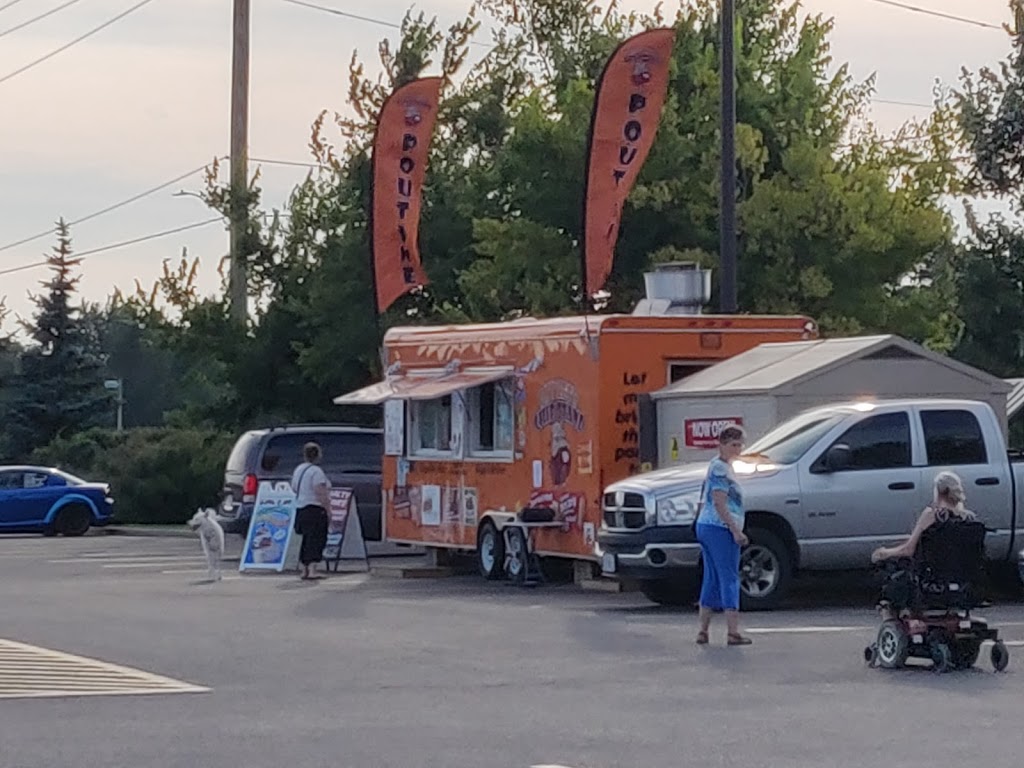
295;505;329;565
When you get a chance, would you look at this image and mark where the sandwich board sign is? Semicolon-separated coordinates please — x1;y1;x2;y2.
322;487;369;573
240;481;297;572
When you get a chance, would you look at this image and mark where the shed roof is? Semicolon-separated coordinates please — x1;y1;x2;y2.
653;335;1010;399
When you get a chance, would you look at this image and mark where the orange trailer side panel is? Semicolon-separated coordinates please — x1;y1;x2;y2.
381;325;605;558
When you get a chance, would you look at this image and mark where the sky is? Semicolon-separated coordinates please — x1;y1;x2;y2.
0;0;1016;331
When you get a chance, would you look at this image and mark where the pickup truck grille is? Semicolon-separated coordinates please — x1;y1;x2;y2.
602;491;647;530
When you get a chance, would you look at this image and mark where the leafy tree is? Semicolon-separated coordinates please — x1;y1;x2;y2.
951;23;1024;376
4;221;111;458
322;0;961;341
84;0;965;438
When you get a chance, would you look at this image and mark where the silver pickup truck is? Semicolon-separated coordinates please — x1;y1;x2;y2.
598;399;1024;610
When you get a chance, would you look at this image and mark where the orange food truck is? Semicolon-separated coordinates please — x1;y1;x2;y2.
334;266;818;583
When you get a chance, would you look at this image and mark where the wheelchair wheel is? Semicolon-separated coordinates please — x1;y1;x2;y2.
876;620;909;669
991;640;1010;672
864;644;879;667
930;642;953;674
952;639;981;670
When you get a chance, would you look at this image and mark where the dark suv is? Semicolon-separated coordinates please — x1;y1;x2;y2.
219;425;384;540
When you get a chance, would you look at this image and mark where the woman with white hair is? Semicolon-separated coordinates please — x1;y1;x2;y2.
872;470;976;564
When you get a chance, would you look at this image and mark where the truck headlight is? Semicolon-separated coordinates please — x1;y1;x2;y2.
657;490;700;526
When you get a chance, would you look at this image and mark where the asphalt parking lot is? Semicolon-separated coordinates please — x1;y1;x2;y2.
1;533;1023;768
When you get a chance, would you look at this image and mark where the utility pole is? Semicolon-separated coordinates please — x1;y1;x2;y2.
229;0;250;324
719;0;738;314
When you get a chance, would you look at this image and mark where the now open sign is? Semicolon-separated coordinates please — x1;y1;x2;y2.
684;417;744;449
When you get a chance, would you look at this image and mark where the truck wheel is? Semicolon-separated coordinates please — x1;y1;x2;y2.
639;574;699;607
739;527;793;611
476;520;505;581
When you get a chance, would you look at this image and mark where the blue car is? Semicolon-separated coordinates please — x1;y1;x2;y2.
0;466;115;536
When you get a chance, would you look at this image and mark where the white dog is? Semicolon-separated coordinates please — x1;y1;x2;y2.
187;508;226;582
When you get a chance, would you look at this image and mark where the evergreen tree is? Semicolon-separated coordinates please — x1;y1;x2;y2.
0;299;20;459
5;221;112;459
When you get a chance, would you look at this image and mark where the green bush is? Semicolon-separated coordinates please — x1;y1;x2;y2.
32;428;236;524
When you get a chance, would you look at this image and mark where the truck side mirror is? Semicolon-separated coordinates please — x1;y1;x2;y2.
824;444;852;472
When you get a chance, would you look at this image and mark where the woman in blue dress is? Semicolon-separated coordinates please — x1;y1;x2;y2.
695;425;752;646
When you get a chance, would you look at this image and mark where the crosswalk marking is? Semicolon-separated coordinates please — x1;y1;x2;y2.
0;639;209;699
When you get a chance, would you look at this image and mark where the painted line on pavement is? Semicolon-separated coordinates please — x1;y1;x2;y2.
748;624;1024;636
160;570;243;580
747;626;869;634
0;638;209;700
48;556;204;565
102;562;206;569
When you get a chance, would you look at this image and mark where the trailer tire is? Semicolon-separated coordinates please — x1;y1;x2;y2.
476;520;504;581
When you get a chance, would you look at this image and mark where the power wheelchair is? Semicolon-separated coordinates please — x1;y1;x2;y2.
864;519;1010;673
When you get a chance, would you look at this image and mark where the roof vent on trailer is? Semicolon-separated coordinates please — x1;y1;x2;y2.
632;262;712;316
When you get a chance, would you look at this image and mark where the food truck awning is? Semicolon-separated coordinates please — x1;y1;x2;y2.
333;369;512;405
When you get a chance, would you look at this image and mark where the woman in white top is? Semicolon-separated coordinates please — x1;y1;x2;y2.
290;442;332;580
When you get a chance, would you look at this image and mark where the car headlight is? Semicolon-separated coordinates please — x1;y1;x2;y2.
657;490;701;526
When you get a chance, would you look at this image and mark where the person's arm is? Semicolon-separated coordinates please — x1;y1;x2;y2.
872;507;936;562
710;489;740;533
313;469;331;511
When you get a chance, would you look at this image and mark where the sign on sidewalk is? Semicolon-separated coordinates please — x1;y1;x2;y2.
240;482;368;574
322;488;369;572
239;481;297;573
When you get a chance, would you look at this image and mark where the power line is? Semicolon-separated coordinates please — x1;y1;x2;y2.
0;158;225;255
251;156;327;169
281;0;493;48
0;0;29;12
0;0;85;40
0;0;158;87
282;0;400;31
873;97;934;109
861;0;1003;31
0;217;224;278
284;0;942;109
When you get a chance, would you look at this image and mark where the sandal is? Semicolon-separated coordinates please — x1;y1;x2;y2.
727;633;752;646
695;631;709;645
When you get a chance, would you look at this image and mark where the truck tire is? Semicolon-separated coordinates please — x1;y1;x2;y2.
476;520;505;580
739;526;793;611
639;574;699;607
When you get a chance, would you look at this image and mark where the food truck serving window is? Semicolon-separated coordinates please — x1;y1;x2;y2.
467;379;514;458
410;395;453;456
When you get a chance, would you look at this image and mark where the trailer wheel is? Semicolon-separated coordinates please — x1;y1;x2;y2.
476;520;504;580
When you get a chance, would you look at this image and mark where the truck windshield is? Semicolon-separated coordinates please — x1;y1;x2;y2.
744;412;845;465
